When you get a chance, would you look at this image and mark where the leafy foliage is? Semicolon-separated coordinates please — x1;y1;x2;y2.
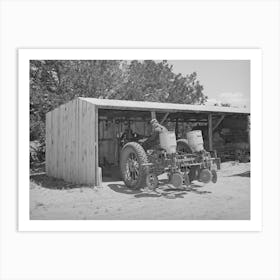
30;60;207;162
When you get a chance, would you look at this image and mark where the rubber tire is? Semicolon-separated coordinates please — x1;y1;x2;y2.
199;168;212;184
211;170;218;183
176;139;193;153
171;173;184;189
120;142;148;189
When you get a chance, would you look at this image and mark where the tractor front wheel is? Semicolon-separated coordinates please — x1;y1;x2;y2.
199;168;212;184
211;170;218;183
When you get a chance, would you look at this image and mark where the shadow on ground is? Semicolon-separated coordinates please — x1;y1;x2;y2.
108;180;211;199
30;173;90;190
229;171;250;178
107;183;142;195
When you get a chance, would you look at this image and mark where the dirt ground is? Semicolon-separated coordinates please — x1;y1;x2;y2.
30;162;250;220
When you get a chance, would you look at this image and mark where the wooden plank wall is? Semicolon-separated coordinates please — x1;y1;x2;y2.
98;117;150;166
46;99;97;185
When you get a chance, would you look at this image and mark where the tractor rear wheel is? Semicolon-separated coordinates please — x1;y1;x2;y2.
120;142;148;189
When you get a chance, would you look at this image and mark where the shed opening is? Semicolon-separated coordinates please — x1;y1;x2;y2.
97;108;250;182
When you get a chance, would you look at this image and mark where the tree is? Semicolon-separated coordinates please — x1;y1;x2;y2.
167;72;206;104
108;60;206;104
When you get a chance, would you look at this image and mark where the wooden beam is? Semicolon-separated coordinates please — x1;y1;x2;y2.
208;114;213;151
151;111;156;120
160;112;169;124
175;117;179;139
213;115;225;131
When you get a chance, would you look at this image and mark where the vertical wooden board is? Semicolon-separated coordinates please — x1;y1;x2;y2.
88;102;93;184
69;100;74;182
77;99;81;183
130;119;137;132
57;105;63;180
90;104;96;184
84;101;89;184
98;120;102;140
87;103;92;184
50;110;54;177
74;99;79;184
56;106;61;179
62;104;67;181
135;119;142;135
57;105;65;179
57;108;61;179
78;99;84;183
52;109;57;178
71;100;77;183
68;102;73;182
101;120;104;139
54;108;59;178
69;101;75;182
103;120;108;139
85;101;91;184
63;103;69;182
95;106;98;186
141;121;145;136
53;109;58;178
45;113;50;175
49;111;54;177
81;100;87;184
65;103;69;180
56;107;61;179
67;101;72;182
90;103;94;184
58;108;62;179
98;142;103;165
65;103;70;182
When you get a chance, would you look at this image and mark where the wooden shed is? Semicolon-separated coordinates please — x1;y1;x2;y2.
46;97;250;186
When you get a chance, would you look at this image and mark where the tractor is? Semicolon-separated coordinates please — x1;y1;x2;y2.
120;117;220;190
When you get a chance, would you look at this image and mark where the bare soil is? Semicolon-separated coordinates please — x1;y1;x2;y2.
30;162;250;220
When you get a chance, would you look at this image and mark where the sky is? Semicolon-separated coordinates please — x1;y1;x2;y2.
168;60;250;108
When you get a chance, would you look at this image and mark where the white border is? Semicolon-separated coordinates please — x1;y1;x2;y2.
18;49;262;231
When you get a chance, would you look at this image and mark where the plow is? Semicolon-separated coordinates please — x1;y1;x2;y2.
120;116;220;190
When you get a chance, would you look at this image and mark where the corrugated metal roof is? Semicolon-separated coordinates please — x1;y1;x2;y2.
79;97;250;114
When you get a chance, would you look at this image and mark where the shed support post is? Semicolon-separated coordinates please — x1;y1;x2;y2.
151;111;156;120
208;113;213;151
